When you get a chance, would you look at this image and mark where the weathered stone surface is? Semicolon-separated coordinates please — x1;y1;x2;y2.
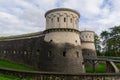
82;48;97;67
38;40;84;73
0;8;98;74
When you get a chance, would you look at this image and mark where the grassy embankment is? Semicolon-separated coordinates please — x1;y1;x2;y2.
86;63;120;73
0;59;35;70
115;63;120;69
86;63;106;73
0;59;120;79
0;73;33;80
0;59;36;80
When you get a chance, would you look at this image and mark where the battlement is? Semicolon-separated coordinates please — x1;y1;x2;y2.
45;8;80;30
80;30;95;42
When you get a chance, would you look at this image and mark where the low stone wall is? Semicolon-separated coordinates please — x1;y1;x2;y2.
0;67;120;80
82;48;97;67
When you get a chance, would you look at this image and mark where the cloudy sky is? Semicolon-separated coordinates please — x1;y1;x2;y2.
0;0;120;36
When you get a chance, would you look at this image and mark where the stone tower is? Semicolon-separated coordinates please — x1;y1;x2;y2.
80;30;97;67
39;8;84;73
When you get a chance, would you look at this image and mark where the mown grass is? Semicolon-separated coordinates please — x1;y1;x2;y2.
0;59;36;80
0;73;33;80
0;59;120;79
0;59;36;71
86;63;107;73
115;63;120;69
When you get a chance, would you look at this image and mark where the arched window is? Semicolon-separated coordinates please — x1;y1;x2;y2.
57;17;59;22
76;51;79;58
82;62;84;65
89;36;91;38
70;18;72;23
63;51;66;57
64;17;66;22
51;18;53;22
36;50;40;55
75;40;77;43
48;51;52;57
50;40;53;42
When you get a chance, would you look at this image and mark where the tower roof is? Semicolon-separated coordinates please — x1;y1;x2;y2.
45;8;80;17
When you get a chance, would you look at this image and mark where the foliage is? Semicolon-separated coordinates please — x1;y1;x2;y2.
100;26;120;56
94;34;101;56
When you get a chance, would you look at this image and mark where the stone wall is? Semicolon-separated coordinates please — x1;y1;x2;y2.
44;29;81;45
0;35;44;69
45;8;80;30
0;33;84;73
80;31;97;67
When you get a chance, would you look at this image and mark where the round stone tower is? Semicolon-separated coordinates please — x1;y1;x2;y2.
39;8;84;74
80;30;97;67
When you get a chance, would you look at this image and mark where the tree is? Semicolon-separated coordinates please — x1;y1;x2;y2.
94;34;101;56
109;26;120;56
100;26;120;56
100;30;110;56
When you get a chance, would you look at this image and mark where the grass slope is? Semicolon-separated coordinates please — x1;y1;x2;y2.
0;59;36;80
0;73;33;80
115;63;120;69
0;59;36;70
86;63;106;73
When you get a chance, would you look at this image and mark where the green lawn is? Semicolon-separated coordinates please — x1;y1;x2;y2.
0;73;33;80
0;73;20;80
0;59;120;79
0;59;36;70
0;59;36;80
115;63;120;69
86;63;107;73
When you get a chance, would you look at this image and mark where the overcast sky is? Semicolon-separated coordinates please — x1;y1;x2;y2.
0;0;120;36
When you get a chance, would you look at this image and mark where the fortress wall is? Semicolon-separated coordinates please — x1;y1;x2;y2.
0;36;44;69
44;31;81;46
0;8;86;73
80;31;94;42
80;31;97;67
81;42;95;50
42;8;85;73
0;34;85;73
38;41;84;73
45;9;79;30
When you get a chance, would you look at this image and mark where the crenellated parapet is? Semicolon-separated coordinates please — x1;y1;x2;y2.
80;30;95;50
43;28;80;34
45;8;80;30
80;31;95;43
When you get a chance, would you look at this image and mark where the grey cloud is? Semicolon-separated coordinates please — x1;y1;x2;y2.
0;0;120;36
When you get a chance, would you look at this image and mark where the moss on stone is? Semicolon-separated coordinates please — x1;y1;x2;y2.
0;31;42;40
